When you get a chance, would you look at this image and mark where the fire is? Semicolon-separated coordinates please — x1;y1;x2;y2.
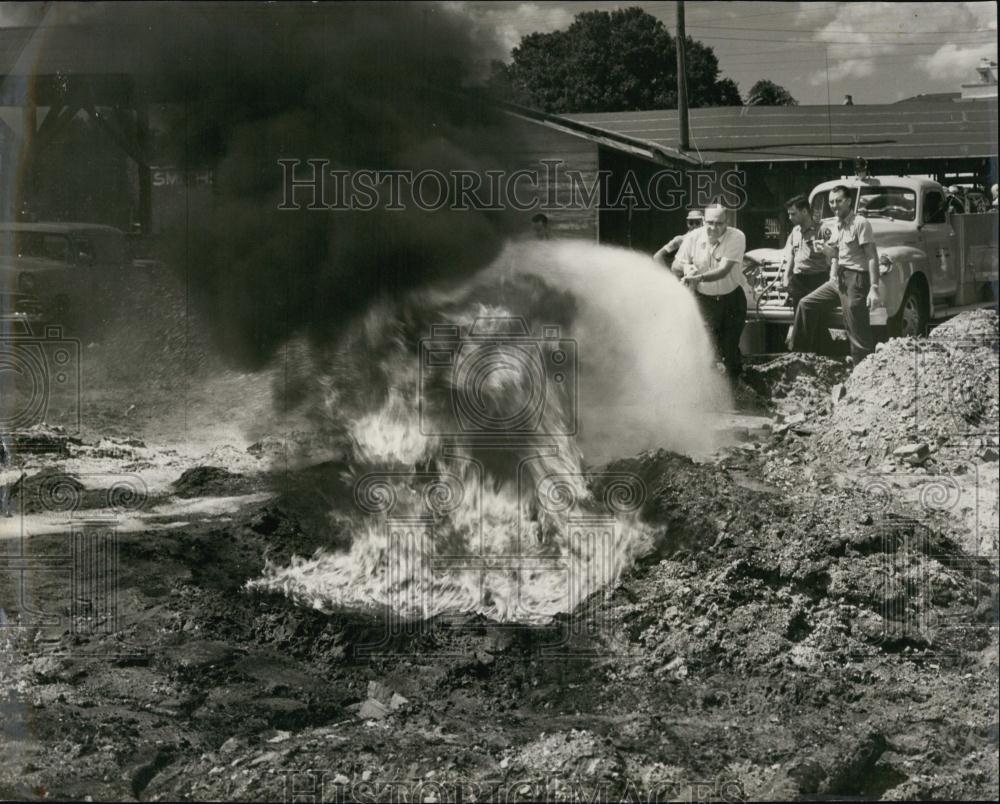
248;241;730;624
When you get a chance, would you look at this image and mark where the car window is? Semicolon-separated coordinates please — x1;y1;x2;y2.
0;232;74;262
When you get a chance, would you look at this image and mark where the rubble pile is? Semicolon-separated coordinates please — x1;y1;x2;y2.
743;353;849;419
816;311;999;469
7;424;79;456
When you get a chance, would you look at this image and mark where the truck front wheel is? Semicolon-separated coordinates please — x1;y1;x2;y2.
888;282;929;338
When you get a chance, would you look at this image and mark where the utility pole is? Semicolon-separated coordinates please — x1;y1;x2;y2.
676;0;690;151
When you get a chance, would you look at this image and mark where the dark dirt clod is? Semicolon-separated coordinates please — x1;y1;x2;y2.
172;466;256;498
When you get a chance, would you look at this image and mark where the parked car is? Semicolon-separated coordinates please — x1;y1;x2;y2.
0;222;131;332
743;177;999;349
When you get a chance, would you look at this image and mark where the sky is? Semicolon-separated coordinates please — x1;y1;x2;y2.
449;0;999;105
1;1;996;106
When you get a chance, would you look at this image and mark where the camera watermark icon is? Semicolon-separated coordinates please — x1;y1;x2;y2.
852;474;998;656
350;459;646;659
860;466;997;555
1;472;147;646
418;317;577;437
0;322;81;435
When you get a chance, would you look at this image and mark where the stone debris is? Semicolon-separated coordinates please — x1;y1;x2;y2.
8;424;78;455
352;681;409;721
817;311;999;469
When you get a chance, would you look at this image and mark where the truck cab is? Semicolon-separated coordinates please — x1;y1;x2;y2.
744;176;998;346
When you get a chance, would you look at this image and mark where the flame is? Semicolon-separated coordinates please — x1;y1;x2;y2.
249;241;729;624
251;372;651;623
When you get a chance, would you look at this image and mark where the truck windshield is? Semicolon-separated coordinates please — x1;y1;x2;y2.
811;187;917;221
857;188;916;220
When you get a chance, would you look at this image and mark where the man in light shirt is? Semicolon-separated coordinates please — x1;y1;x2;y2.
674;204;747;382
792;185;881;365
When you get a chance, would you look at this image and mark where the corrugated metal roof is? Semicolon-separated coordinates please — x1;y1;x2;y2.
564;102;999;164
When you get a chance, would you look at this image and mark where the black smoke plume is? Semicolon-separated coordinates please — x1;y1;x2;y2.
45;2;525;368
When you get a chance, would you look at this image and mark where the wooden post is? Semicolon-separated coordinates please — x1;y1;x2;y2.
676;0;690;152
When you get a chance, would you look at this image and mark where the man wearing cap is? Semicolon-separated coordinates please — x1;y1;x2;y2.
653;210;704;273
673;205;748;381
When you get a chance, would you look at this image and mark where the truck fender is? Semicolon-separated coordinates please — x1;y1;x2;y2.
876;245;929;318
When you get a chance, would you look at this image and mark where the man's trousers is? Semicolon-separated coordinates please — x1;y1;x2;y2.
791;270;873;364
696;286;747;379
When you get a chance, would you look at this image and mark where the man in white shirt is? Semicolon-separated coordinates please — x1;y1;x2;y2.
653;209;704;271
674;205;748;381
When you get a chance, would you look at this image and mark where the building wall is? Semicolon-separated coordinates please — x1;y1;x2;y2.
505;116;600;241
597;150;747;254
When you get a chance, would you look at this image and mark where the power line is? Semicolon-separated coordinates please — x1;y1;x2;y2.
720;44;997;62
689;23;997;36
721;52;979;67
687;2;841;21
681;32;996;45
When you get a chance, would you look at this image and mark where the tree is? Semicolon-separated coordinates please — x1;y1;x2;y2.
745;79;798;106
488;8;741;113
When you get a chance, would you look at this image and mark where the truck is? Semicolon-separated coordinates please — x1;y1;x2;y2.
742;176;999;351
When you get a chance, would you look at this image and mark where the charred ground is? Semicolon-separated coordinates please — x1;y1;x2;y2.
1;312;998;802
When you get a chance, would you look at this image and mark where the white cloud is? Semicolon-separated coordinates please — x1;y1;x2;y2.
963;1;998;32
808;58;876;87
487;3;575;59
920;42;998;81
444;1;574;62
801;2;997;90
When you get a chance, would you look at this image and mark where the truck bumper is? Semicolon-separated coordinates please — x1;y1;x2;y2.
747;306;845;327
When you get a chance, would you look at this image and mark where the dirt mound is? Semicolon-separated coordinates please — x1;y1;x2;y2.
743;353;848;419
815;311;999;469
172;466;257;498
10;468;146;515
930;308;999;341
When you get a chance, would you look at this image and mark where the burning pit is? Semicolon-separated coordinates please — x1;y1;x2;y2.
248;240;731;625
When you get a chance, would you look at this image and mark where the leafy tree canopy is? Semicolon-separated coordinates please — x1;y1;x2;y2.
745;79;798;106
489;7;742;113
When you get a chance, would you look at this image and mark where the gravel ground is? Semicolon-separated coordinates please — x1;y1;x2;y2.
1;312;997;801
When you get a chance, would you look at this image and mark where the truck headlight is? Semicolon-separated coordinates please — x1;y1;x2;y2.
878;256;893;276
743;258;763;289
